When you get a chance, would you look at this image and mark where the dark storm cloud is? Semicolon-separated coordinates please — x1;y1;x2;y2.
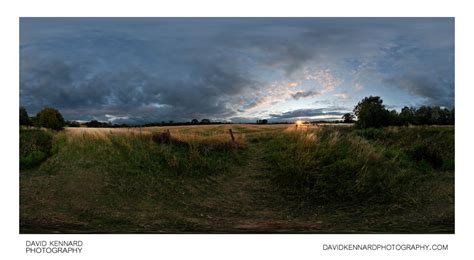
20;18;454;123
20;18;259;122
384;74;454;107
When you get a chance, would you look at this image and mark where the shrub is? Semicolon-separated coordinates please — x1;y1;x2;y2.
408;141;444;169
20;151;48;169
36;107;65;130
151;132;189;147
20;129;53;169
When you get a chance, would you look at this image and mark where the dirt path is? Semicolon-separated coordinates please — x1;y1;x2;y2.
192;141;323;233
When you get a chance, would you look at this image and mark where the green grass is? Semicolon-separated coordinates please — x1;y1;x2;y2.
20;125;454;233
265;126;454;230
21;129;246;233
20;128;53;169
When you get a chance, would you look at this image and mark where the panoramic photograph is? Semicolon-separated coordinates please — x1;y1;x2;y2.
19;17;454;233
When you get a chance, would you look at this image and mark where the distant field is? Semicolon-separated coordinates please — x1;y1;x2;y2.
63;124;288;141
20;124;454;233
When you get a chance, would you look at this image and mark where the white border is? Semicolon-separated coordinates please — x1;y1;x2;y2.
2;0;473;259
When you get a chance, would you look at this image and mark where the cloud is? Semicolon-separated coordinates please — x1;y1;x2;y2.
20;24;259;122
228;116;260;123
305;69;341;93
268;108;348;121
238;80;304;112
105;114;130;122
20;18;454;123
242;96;274;111
354;83;364;91
291;90;321;100
334;92;349;99
384;74;454;107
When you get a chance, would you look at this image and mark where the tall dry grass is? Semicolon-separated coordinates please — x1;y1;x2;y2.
64;125;247;145
266;126;454;209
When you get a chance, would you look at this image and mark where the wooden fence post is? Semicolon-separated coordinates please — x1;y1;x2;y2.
228;129;235;142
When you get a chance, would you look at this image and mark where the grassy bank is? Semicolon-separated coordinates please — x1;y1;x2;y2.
20;126;247;232
20;125;454;233
266;126;454;231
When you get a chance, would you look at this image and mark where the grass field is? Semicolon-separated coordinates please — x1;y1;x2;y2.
20;124;454;233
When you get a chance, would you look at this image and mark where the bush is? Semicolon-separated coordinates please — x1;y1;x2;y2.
20;129;53;169
36;107;65;130
409;141;445;169
151;132;189;147
20;151;49;169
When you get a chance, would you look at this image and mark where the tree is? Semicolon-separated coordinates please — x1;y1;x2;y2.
388;109;403;126
85;120;107;128
399;106;415;125
448;108;455;125
191;119;199;124
353;96;390;128
66;120;80;127
430;106;452;125
36;107;65;130
341;113;355;123
20;107;30;126
30;116;38;127
442;108;452;125
256;119;268;124
414;106;432;125
201;119;211;124
85;120;102;127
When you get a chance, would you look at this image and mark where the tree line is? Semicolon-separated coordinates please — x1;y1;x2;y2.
19;107;228;129
20;96;455;130
20;107;65;130
347;96;454;128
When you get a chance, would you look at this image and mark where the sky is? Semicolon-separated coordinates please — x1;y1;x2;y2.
20;18;454;124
